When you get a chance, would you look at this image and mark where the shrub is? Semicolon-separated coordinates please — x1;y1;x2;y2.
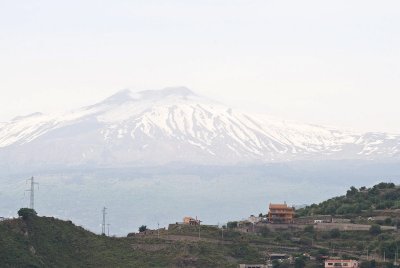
259;226;270;237
369;224;381;236
317;248;329;255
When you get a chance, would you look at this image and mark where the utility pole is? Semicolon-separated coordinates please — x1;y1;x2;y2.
101;207;107;235
198;218;202;240
107;224;110;236
26;176;39;210
196;216;201;240
157;222;160;239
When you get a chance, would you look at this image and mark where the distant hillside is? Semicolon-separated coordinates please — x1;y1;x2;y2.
297;182;400;217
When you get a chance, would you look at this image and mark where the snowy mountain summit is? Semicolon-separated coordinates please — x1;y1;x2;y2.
0;87;399;168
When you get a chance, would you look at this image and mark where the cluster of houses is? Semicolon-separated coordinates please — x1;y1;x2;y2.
242;252;360;268
234;202;396;233
131;210;362;268
134;201;393;235
130;202;393;268
236;202;295;232
240;259;359;268
237;203;369;268
180;203;295;227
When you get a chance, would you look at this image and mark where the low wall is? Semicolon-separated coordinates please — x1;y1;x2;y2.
241;222;397;233
315;222;396;231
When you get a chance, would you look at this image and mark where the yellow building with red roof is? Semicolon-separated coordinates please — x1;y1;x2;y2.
268;203;294;224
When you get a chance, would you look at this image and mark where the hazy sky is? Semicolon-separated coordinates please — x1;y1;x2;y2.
1;1;399;132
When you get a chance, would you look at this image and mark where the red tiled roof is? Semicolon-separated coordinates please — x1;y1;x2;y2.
269;203;291;209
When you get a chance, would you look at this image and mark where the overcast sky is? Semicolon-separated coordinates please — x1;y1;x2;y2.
0;1;399;132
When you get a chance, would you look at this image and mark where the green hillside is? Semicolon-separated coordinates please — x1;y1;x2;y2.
297;182;400;217
0;212;264;267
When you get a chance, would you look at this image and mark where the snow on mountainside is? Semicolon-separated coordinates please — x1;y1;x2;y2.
0;87;399;168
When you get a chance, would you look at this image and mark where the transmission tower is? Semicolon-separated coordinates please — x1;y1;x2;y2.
25;176;39;209
101;207;107;235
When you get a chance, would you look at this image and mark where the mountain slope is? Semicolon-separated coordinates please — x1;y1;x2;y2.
0;87;399;168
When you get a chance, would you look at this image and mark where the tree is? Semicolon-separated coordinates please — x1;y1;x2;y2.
272;260;290;268
330;228;341;238
139;225;147;232
369;224;381;236
347;186;358;197
272;260;280;268
304;225;314;233
360;261;369;268
295;257;306;268
385;262;395;268
384;217;392;225
380;240;397;259
17;208;37;220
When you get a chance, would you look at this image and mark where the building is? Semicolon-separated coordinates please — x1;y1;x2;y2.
294;215;332;224
248;215;262;224
268;203;294;224
183;216;201;226
325;260;359;268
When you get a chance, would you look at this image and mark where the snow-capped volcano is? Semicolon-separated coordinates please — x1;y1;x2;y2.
0;87;399;168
